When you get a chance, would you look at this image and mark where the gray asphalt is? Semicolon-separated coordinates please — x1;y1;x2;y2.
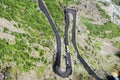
38;0;72;77
38;0;101;79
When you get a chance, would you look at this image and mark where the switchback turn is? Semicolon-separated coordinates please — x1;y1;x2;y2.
38;0;101;79
38;0;72;77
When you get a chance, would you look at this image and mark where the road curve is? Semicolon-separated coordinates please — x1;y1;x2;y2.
38;0;72;78
64;9;101;80
38;0;101;79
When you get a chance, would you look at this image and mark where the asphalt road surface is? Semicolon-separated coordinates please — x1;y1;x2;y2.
38;0;72;77
38;0;101;79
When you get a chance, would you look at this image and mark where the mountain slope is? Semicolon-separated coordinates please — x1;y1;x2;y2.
0;0;120;80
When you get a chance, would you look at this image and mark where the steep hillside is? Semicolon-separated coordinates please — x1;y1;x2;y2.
0;0;120;80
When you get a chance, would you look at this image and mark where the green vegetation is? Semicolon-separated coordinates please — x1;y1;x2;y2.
61;0;77;5
44;0;64;27
0;38;48;72
0;0;119;79
94;41;102;50
0;0;66;38
0;0;78;77
0;0;65;79
113;41;120;49
3;27;10;33
112;0;120;5
81;17;120;39
62;0;74;4
98;1;110;6
96;3;111;19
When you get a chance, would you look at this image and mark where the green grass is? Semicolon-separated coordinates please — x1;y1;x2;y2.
0;0;119;79
3;27;10;33
43;0;64;27
96;3;111;19
61;0;77;5
0;38;44;71
0;0;64;38
0;1;68;79
112;0;120;5
98;1;110;6
81;17;120;39
94;41;102;50
0;0;64;76
113;41;120;49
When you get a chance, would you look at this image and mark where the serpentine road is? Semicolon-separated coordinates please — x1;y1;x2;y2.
38;0;101;79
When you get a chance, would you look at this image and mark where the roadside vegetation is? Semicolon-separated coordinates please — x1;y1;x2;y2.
98;1;110;6
96;3;111;19
80;5;120;78
81;17;120;39
0;0;120;80
0;0;80;79
0;0;64;79
113;41;120;49
112;0;120;5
